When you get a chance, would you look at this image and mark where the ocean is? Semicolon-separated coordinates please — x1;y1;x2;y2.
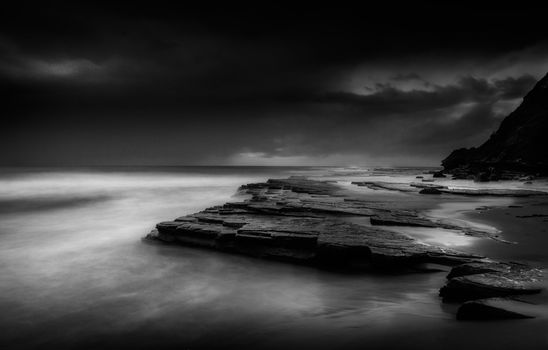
0;166;547;349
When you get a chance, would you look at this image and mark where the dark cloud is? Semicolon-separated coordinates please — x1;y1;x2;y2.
390;73;423;82
308;75;535;115
494;74;538;99
405;103;502;148
1;2;548;165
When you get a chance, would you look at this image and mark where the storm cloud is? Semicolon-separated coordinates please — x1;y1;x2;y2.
1;2;548;166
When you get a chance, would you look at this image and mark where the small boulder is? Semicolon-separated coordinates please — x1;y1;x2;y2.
440;262;544;301
457;298;536;320
433;171;446;178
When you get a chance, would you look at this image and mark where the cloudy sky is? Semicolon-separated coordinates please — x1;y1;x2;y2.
1;3;548;166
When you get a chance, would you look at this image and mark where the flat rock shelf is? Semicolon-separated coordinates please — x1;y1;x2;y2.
145;177;545;320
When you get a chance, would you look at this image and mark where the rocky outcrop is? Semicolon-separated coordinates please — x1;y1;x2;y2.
147;177;484;268
440;261;544;320
369;211;506;241
440;262;543;301
146;177;544;320
456;298;537;320
353;180;547;197
442;72;548;178
435;188;546;197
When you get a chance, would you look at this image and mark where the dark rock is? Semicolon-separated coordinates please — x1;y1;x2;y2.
370;212;502;241
440;262;543;301
355;180;546;199
432;171;446;178
440;273;543;301
475;206;492;211
419;188;442;195
369;212;437;228
437;188;545;197
351;181;416;192
395;181;544;197
410;183;447;189
516;214;548;218
442;72;548;177
446;261;525;279
457;298;536;320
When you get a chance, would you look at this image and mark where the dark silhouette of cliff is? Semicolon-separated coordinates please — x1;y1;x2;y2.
442;72;548;178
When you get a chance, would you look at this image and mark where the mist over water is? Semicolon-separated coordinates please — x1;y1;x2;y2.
0;168;280;348
0;167;547;349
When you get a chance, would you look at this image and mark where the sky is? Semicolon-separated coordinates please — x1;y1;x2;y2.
1;2;548;166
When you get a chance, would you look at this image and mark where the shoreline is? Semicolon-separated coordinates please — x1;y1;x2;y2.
460;197;548;266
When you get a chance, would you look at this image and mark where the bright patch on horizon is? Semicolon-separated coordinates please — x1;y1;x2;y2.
228;152;328;166
28;58;103;78
227;151;436;167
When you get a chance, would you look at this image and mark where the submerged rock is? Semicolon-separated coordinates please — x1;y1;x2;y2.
457;298;537;320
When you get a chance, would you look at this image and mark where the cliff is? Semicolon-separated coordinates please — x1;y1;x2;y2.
442;72;548;178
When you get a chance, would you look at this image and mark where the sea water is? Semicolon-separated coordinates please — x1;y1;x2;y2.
0;166;546;349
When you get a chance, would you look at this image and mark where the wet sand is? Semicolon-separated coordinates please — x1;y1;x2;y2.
463;198;548;266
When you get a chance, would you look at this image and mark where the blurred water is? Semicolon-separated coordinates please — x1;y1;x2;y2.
0;167;546;349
